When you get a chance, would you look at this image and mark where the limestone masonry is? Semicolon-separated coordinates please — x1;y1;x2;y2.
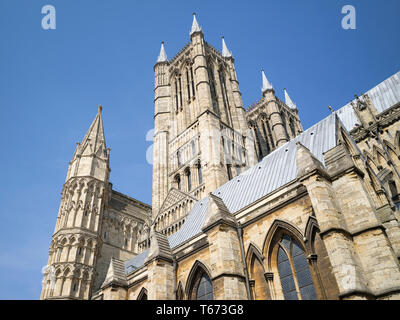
41;14;400;300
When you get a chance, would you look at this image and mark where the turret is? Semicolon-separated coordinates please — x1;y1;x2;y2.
261;69;289;147
41;107;110;300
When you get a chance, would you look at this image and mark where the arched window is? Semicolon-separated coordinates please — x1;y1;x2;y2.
186;168;192;191
137;288;148;300
190;66;195;98
175;175;181;190
276;234;317;300
197;162;203;185
196;274;213;300
186;262;214;300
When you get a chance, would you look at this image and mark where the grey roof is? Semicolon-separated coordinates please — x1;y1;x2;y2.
125;71;400;271
124;249;149;274
167;113;338;249
336;71;400;131
168;197;209;248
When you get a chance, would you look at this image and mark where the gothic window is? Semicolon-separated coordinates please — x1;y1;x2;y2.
190;66;195;98
187;263;214;300
227;164;232;180
186;68;191;100
277;234;317;300
178;77;183;109
186;168;192;191
137;288;148;300
174;80;179;112
196;274;213;300
175;175;181;190
77;247;82;255
207;65;219;114
197;162;203;184
261;121;270;154
289;118;296;138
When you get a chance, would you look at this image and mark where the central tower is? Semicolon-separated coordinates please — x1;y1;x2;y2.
152;14;257;219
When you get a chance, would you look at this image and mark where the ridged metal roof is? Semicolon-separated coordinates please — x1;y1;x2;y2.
336;72;400;131
167;113;338;249
125;71;400;272
124;249;149;274
168;197;209;248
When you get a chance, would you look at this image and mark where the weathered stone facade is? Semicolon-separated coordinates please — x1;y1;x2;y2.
42;14;400;300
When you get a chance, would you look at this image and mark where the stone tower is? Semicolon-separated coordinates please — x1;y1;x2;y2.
41;106;110;300
152;14;257;224
246;70;303;160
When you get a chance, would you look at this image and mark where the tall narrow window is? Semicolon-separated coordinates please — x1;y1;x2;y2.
175;175;181;190
190;66;195;98
208;66;219;114
277;234;317;300
186;169;192;191
289;118;296;138
198;162;203;184
178;77;183;109
175;80;179;112
261;121;270;154
186;69;191;100
227;164;232;180
219;69;232;126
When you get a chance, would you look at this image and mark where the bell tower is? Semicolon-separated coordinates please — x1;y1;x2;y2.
151;14;257;217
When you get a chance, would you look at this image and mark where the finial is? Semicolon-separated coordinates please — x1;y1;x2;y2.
261;69;273;93
98;105;102;113
328;105;334;113
190;12;202;35
221;36;232;58
284;88;297;110
156;41;168;63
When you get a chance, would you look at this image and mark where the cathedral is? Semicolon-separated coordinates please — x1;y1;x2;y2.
41;14;400;300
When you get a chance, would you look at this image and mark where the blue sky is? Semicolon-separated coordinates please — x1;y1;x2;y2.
0;0;399;299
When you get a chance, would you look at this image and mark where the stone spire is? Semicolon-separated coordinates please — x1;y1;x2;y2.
261;69;273;93
284;88;297;110
190;13;202;35
67;106;109;182
156;41;168;63
221;36;232;58
74;106;106;159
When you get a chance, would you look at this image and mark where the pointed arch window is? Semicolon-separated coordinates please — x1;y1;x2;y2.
186;68;191;100
186;168;192;192
174;80;179;113
197;161;203;185
196;274;213;300
277;234;317;300
175;175;181;190
190;66;195;98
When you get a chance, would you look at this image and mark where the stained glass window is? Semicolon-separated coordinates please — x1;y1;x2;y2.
196;274;213;300
277;234;317;300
